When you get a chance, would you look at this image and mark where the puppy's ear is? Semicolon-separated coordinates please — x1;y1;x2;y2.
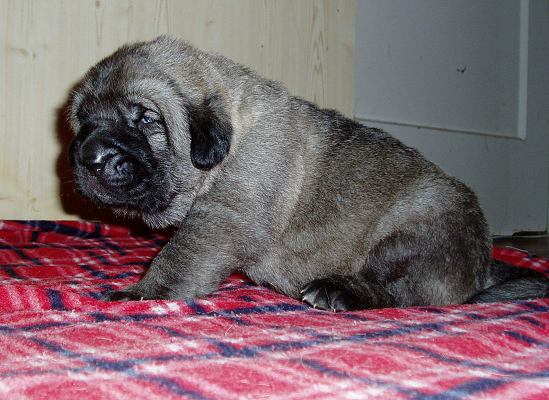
189;95;232;170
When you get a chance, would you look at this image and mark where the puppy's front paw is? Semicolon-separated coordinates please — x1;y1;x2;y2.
102;289;147;301
102;285;169;301
102;281;175;301
300;278;356;312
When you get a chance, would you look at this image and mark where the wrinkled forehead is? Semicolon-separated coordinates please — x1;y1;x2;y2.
70;72;173;131
74;95;140;126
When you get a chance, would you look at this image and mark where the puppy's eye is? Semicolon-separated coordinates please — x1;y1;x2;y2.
140;115;154;124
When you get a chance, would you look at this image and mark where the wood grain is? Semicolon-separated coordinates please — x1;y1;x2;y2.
0;0;355;219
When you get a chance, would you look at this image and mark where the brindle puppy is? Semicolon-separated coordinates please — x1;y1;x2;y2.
68;37;548;310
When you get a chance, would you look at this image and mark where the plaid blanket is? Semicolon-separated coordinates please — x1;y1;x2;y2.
0;220;547;399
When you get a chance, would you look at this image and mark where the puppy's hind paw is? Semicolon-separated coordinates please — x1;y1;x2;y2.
300;279;352;312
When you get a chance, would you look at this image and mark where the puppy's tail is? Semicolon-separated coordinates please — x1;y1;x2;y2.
467;259;549;303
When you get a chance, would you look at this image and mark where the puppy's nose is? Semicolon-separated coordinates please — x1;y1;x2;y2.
79;137;119;175
79;133;133;177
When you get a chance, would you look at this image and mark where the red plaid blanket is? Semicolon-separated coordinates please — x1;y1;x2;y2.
0;220;547;399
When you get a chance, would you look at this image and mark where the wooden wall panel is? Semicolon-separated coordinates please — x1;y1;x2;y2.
0;0;355;219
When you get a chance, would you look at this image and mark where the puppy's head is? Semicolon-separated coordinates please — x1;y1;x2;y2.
68;37;232;227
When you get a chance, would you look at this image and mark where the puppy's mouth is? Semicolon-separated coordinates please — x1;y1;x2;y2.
73;165;174;216
70;128;169;214
73;163;145;205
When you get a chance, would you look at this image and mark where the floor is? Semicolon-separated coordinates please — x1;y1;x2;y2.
493;235;549;258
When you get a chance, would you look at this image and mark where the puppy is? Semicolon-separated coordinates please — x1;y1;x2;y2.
68;36;548;310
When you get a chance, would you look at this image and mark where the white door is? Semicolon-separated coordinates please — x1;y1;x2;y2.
355;0;549;235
